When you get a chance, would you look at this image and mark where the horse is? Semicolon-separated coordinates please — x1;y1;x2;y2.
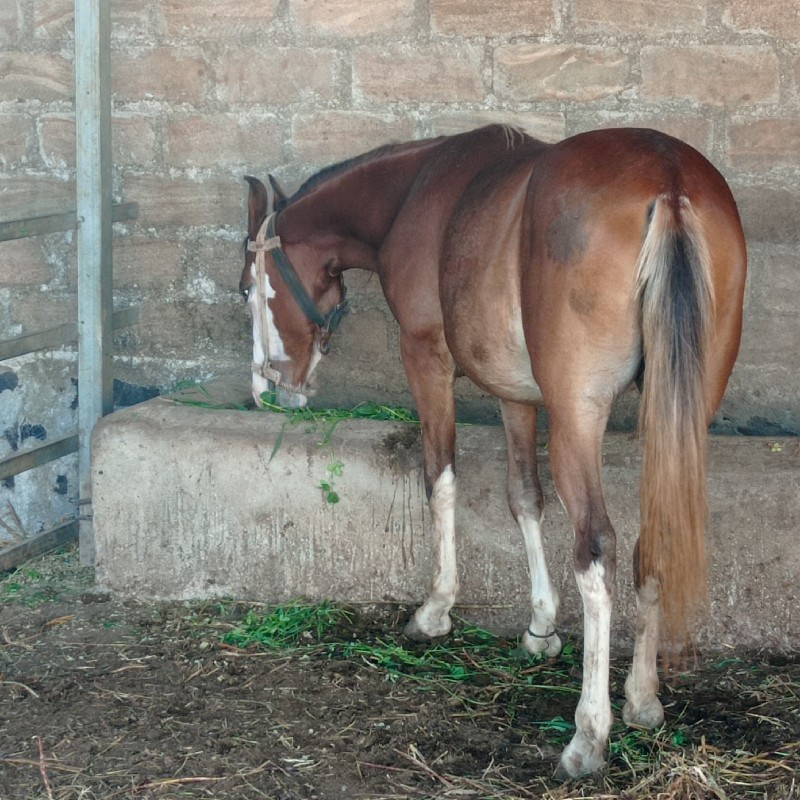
239;125;747;779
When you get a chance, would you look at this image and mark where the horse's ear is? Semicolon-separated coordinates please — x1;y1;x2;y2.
268;174;288;209
244;175;268;237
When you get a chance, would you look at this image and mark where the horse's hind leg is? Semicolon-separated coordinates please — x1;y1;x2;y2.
548;404;616;780
500;400;561;657
623;550;664;728
400;333;460;641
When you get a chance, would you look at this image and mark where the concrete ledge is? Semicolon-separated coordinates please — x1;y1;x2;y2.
92;383;800;651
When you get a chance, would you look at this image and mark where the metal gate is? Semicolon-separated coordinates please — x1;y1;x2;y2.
0;2;137;570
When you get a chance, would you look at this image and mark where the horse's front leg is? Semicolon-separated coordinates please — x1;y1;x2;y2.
399;333;459;640
405;459;458;639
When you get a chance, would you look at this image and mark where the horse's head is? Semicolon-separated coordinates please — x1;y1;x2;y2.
240;175;348;409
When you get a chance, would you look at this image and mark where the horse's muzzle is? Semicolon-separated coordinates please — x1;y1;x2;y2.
274;383;308;408
251;372;308;409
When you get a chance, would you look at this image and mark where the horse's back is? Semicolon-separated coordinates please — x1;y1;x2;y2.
378;126;546;339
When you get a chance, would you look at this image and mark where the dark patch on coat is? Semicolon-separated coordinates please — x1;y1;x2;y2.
569;286;597;317
471;341;490;364
69;379;161;410
546;197;588;266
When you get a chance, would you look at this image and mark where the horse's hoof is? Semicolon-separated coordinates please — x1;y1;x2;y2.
403;618;429;641
522;629;562;658
554;752;605;781
553;760;574;783
555;735;606;781
622;697;664;729
403;613;451;641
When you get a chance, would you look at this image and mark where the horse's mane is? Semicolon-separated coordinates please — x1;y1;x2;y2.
288;125;536;207
290;141;425;204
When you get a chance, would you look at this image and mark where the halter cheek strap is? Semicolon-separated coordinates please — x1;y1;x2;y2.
248;214;349;337
248;215;306;396
247;213;349;395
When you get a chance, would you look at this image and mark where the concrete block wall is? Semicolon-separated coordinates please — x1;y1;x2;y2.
1;0;799;535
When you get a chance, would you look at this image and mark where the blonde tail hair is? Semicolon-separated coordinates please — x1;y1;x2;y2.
635;195;715;649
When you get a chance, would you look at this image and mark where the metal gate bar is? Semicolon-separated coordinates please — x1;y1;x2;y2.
0;203;137;244
0;306;138;364
0;2;137;571
76;0;113;564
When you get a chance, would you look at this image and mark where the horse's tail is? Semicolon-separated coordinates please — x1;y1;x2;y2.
634;194;714;649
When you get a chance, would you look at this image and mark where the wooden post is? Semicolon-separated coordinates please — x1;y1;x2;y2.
75;0;112;564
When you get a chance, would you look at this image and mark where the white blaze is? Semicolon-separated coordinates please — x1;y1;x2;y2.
250;262;289;361
249;261;291;403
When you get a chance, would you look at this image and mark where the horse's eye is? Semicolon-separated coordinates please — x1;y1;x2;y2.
241;287;251;301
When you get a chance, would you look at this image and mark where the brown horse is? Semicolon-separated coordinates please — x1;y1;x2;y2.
239;125;747;779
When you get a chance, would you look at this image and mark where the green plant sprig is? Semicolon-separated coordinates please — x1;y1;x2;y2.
319;459;344;504
223;600;354;649
222;601;573;695
256;399;419;502
173;386;421;505
257;396;419;425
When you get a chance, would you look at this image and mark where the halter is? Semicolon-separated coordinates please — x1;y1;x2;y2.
247;213;349;396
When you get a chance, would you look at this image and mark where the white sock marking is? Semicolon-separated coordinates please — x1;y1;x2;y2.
623;576;664;728
519;514;561;655
411;465;458;637
559;561;612;777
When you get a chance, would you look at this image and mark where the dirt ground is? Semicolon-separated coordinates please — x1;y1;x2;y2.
1;548;798;800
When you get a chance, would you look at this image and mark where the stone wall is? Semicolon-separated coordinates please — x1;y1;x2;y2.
1;0;799;533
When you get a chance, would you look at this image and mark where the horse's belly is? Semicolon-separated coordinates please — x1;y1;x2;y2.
479;361;543;404
454;315;543;404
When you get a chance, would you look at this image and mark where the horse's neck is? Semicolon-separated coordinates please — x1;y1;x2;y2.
284;139;444;248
